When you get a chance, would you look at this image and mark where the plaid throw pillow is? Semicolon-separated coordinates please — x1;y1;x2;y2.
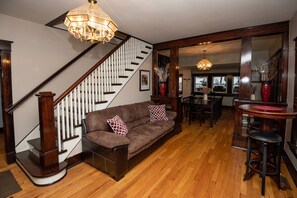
107;115;128;136
148;105;169;122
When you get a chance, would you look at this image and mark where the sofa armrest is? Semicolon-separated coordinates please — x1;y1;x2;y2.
86;131;130;149
166;111;177;120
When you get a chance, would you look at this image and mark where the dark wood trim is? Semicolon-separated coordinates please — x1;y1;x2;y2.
36;92;58;168
291;36;297;158
6;43;98;114
283;154;297;187
0;40;15;164
152;50;158;96
154;21;289;50
281;33;289;102
65;153;83;169
45;12;68;27
239;37;252;100
169;47;179;97
54;36;131;105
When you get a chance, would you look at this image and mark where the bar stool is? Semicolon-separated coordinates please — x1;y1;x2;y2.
243;130;282;196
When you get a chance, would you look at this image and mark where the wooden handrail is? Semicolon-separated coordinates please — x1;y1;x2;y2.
54;36;131;106
5;43;98;114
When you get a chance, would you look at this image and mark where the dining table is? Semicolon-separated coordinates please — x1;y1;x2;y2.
186;96;222;127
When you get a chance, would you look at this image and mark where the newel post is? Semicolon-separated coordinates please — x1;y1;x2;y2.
36;92;58;168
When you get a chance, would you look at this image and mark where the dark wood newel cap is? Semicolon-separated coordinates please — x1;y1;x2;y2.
35;92;56;97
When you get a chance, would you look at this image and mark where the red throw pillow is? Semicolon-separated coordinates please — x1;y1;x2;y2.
107;115;128;136
148;105;169;122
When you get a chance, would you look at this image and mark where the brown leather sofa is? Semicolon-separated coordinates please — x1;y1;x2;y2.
82;101;177;181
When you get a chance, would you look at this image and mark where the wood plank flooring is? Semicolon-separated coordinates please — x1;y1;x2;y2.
0;109;296;197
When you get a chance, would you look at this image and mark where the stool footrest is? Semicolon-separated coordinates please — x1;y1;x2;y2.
249;159;279;176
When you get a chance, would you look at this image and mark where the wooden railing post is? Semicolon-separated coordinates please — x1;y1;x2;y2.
36;92;58;168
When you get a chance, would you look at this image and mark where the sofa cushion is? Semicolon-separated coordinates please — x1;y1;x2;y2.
126;131;151;155
86;131;130;148
120;101;154;123
125;117;150;131
166;111;177;121
148;104;168;122
130;120;175;141
107;115;128;136
85;107;122;132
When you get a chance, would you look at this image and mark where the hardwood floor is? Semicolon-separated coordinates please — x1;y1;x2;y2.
0;109;296;197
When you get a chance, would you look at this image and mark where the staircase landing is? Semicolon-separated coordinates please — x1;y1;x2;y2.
16;150;67;186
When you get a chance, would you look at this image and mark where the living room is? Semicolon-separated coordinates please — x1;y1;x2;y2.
1;0;297;197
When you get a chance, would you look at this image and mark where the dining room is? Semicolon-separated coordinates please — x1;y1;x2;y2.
151;21;297;194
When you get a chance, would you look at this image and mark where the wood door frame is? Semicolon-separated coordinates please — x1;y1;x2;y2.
0;39;15;164
153;21;289;103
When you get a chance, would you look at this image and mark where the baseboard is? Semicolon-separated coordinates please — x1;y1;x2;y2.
6;151;16;164
65;153;83;169
283;155;297;187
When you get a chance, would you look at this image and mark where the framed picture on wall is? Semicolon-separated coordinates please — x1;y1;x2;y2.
139;70;150;91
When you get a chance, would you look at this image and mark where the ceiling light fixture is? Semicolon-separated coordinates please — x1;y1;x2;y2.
64;0;118;43
197;50;212;71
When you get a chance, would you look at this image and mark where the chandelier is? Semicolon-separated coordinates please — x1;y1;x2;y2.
64;0;118;43
197;50;212;71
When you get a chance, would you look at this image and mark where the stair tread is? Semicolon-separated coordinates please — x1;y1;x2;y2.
28;138;41;151
16;150;67;178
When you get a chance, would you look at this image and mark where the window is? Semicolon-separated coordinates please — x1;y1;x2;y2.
194;76;208;92
212;76;227;93
232;76;240;94
192;73;239;95
179;75;183;94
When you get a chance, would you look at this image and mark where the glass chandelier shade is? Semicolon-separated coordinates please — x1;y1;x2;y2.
64;0;118;43
196;50;212;71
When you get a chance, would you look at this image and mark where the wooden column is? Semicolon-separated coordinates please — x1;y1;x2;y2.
169;47;179;97
239;37;252;100
290;37;297;157
36;92;58;168
152;49;158;96
0;40;15;164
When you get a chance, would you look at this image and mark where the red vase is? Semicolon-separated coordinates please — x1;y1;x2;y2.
159;82;166;96
261;81;271;102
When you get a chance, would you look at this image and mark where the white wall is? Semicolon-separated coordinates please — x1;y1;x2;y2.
109;54;152;107
285;11;297;170
179;69;192;98
0;14;116;144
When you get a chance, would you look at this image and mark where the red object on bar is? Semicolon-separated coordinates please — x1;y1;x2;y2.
253;105;283;111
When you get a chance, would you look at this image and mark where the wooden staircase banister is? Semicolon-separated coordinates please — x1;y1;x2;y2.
5;43;98;114
54;35;131;106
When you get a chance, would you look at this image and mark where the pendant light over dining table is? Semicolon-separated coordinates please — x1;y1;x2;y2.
197;50;212;71
64;0;118;43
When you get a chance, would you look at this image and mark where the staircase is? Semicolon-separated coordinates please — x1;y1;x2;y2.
15;36;153;185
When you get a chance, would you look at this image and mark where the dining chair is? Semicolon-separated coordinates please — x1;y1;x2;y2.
188;97;204;126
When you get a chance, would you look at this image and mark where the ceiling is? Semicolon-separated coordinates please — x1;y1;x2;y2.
0;0;296;44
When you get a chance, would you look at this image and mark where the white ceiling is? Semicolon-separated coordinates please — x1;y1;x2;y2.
0;0;297;44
